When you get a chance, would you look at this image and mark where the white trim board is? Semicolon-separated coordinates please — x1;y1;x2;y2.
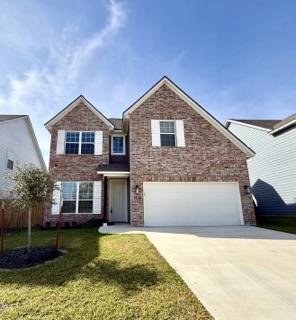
269;119;296;135
97;171;130;177
123;76;255;158
225;120;271;132
45;95;114;131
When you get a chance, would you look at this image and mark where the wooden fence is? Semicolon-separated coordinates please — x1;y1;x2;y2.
1;200;44;229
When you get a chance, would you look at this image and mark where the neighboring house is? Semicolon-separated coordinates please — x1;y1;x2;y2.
0;115;46;197
44;76;255;227
226;115;296;216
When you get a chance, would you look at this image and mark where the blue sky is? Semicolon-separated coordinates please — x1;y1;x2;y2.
0;0;295;163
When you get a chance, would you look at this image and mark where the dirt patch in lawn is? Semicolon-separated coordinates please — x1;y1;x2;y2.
0;246;63;269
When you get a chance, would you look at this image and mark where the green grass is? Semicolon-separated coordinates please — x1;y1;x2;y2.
257;216;296;235
0;228;212;320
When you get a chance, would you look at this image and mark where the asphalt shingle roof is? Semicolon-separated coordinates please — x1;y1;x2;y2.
108;118;123;130
0;115;27;122
230;119;281;130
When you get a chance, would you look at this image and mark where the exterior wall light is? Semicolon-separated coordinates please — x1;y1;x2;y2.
244;185;251;194
135;185;139;195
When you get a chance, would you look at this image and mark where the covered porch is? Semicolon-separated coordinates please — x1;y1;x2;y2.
97;163;130;224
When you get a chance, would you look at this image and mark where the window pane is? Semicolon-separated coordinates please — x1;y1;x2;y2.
112;136;124;153
7;159;14;170
161;134;176;146
82;132;94;143
79;182;93;200
63;201;76;213
78;200;93;213
160;121;175;134
65;143;79;154
66;132;79;142
81;143;94;154
62;182;77;200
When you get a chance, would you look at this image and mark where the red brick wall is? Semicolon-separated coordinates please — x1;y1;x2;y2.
44;102;111;225
129;84;256;226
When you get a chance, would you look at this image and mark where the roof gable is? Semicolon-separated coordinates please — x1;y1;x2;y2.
0;115;46;170
45;95;114;131
123;76;255;158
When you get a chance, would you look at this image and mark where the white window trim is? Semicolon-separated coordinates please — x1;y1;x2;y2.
111;134;126;155
159;120;176;147
65;131;95;155
62;181;95;214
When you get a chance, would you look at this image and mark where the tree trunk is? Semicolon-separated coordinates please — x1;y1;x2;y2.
28;207;32;253
55;204;63;250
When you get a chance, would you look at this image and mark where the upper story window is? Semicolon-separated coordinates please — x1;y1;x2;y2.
111;135;125;155
81;132;95;154
160;121;176;147
151;120;185;147
6;150;14;170
7;159;14;170
65;132;79;154
65;131;95;155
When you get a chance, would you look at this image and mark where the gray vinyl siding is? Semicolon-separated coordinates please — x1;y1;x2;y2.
228;122;296;216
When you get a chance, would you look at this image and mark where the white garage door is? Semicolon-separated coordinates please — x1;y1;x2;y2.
143;182;243;226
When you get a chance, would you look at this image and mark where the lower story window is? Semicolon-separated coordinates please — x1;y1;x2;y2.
79;182;93;213
61;182;93;213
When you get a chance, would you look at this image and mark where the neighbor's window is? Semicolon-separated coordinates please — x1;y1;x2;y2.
65;132;79;154
65;131;95;155
112;135;125;155
62;182;77;213
7;159;14;170
78;182;93;213
160;121;176;147
61;181;93;213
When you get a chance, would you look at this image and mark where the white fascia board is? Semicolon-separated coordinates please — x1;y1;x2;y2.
225;120;271;132
45;96;114;131
124;77;255;158
97;171;130;177
269;119;296;135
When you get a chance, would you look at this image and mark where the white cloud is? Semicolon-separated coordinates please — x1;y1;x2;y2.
0;0;127;164
69;0;126;79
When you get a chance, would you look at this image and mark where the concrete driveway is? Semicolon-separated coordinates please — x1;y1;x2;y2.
100;225;296;320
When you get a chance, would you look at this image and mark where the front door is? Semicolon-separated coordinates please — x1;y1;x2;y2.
109;179;128;222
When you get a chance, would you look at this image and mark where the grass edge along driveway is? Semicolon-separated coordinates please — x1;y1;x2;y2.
0;228;212;320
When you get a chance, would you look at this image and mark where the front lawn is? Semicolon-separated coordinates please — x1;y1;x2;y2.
257;216;296;235
0;228;211;319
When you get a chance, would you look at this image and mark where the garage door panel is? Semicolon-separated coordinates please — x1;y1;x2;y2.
143;182;243;226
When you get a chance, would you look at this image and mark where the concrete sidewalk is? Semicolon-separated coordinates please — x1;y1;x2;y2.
100;225;296;320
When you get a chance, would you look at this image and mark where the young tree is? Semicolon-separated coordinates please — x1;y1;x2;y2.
9;165;55;252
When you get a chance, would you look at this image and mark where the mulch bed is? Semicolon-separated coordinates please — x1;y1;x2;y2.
0;246;63;269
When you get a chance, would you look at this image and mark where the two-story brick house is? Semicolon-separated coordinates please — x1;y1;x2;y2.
44;76;256;227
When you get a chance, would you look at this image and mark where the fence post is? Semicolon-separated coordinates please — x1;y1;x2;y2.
0;200;4;255
27;207;32;253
